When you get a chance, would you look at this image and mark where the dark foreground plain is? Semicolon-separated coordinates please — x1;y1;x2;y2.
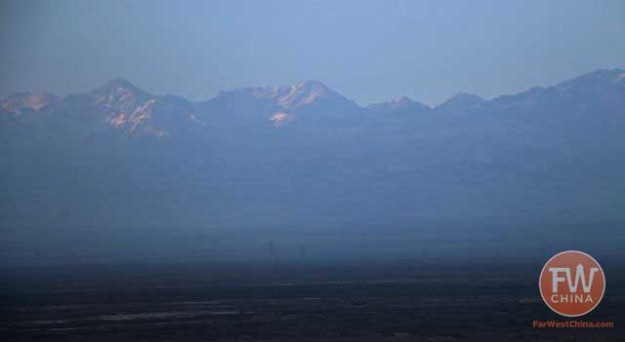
1;259;623;341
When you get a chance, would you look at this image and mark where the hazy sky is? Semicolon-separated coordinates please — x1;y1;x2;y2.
1;0;624;105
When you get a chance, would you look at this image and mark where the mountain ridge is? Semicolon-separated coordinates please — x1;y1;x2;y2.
3;68;621;112
2;68;624;136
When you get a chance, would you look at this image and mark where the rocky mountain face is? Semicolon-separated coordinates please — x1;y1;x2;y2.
197;80;362;128
1;69;624;265
1;92;60;117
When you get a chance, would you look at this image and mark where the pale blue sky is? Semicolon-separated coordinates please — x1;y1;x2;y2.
1;0;624;105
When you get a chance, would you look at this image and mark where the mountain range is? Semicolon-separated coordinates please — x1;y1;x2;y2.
3;68;623;134
1;69;624;265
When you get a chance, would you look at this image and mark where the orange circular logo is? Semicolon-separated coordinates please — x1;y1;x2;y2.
539;250;605;317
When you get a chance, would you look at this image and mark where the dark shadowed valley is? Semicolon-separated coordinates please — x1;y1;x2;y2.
2;259;624;341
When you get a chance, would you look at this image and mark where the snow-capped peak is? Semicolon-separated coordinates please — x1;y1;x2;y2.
247;80;353;111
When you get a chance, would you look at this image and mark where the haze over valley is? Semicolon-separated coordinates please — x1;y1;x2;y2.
2;69;624;266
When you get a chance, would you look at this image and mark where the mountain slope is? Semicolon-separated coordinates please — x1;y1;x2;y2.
367;96;431;114
199;80;363;127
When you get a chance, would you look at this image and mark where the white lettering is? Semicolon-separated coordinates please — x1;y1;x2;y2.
548;264;598;293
